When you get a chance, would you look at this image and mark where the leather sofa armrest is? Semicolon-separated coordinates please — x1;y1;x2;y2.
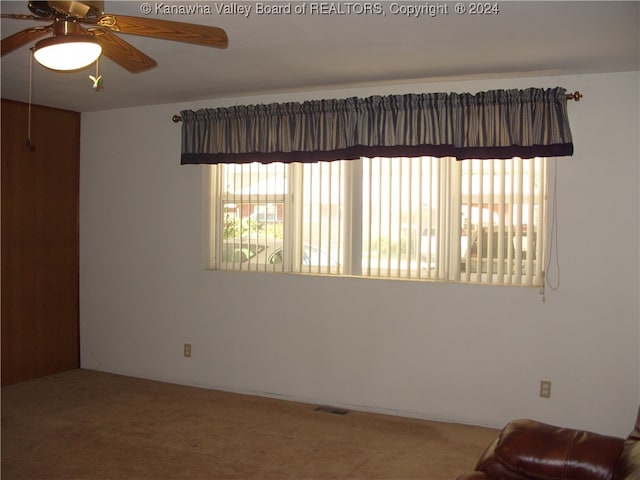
492;419;624;480
471;436;530;479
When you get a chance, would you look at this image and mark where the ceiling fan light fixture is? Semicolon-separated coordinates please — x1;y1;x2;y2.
33;35;102;71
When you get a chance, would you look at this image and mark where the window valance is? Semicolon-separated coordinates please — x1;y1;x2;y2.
180;87;573;164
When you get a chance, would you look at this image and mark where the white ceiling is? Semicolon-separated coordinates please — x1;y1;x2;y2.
1;1;638;113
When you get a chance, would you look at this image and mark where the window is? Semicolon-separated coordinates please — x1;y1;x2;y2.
209;156;547;286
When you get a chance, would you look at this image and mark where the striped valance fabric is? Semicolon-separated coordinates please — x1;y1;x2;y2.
180;87;573;164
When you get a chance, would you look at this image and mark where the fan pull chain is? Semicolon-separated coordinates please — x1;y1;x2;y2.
25;49;35;152
89;57;103;91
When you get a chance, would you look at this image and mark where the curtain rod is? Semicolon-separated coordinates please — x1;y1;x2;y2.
171;90;583;123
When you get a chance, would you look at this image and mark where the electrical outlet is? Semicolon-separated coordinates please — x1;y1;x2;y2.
539;380;551;398
184;343;192;358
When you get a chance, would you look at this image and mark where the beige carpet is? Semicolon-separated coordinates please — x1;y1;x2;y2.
1;369;497;479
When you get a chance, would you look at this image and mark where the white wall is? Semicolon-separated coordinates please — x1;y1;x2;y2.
80;71;640;438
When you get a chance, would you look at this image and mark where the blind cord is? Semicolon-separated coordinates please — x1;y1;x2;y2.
543;159;561;301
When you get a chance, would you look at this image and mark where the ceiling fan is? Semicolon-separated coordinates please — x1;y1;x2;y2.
1;1;228;72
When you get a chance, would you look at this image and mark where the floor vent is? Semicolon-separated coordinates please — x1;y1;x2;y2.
314;406;349;415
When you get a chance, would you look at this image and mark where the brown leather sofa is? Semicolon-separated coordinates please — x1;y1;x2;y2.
457;407;640;480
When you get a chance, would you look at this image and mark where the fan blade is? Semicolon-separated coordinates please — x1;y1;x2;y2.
95;14;228;49
1;25;53;56
86;27;157;73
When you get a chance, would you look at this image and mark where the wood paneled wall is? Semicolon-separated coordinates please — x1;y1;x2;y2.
1;99;80;385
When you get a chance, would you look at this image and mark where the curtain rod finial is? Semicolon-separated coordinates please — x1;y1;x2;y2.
567;91;583;102
172;115;183;123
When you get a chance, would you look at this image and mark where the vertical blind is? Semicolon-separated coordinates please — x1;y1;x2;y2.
214;156;547;286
